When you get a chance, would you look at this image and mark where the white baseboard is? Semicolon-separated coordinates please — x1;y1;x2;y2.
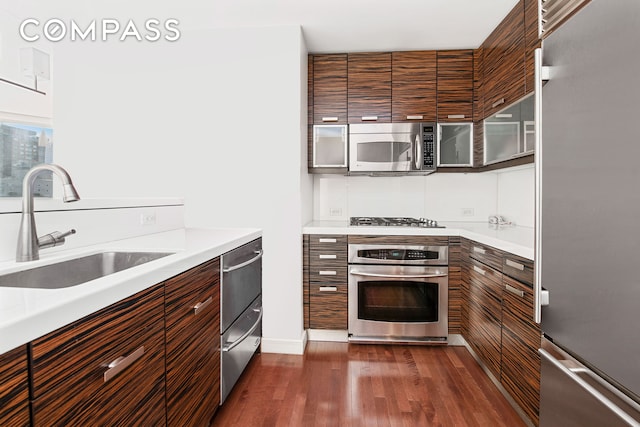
307;329;349;342
448;334;466;346
261;331;307;355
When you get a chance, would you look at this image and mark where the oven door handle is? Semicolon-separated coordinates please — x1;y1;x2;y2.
349;269;447;279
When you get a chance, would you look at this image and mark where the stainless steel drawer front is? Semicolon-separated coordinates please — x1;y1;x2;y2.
220;238;262;333
221;296;262;404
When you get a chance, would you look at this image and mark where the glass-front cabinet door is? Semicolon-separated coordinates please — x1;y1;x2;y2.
312;125;348;168
437;123;473;167
484;93;534;165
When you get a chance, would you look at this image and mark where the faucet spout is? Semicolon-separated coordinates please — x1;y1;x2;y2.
16;164;80;262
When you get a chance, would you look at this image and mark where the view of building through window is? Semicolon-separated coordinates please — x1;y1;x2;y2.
0;122;53;197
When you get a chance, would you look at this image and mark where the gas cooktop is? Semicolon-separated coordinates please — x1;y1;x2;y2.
350;217;445;228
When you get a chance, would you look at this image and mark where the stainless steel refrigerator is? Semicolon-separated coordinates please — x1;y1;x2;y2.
536;0;640;425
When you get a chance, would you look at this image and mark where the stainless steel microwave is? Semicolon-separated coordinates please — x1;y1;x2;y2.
348;123;437;174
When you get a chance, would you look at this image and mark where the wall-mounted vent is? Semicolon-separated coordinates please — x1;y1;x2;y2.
539;0;591;38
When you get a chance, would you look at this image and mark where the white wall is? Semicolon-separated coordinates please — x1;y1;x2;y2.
48;23;308;353
313;164;535;227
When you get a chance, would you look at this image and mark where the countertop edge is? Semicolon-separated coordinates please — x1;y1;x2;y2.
0;227;261;354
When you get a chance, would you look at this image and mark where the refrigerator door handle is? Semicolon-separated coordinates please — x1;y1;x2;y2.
534;47;544;324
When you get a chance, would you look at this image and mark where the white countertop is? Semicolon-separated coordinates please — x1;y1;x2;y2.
0;227;261;354
303;220;534;260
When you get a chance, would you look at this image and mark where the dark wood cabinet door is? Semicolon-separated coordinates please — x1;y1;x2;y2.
165;258;221;427
467;258;503;379
524;0;541;94
482;0;526;118
348;52;392;123
0;345;29;426
313;54;348;124
437;50;474;122
31;284;166;426
391;50;437;123
308;235;348;329
501;275;541;426
448;236;462;334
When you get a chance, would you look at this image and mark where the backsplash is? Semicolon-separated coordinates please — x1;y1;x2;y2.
0;200;184;263
313;164;534;227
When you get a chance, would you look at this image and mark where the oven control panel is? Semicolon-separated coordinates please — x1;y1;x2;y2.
357;249;438;261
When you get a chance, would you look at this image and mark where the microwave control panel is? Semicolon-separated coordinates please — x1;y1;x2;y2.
422;123;437;171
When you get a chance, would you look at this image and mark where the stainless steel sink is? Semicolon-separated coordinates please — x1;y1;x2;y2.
0;251;174;289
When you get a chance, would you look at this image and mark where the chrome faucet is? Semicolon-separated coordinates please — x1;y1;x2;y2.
16;164;80;262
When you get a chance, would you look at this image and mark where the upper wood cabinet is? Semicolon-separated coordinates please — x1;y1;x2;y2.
348;52;392;124
391;51;437;122
0;345;29;426
524;0;541;94
312;54;348;125
437;50;474;122
482;0;526;118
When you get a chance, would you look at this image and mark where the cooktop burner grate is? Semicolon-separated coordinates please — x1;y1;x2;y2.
350;217;444;228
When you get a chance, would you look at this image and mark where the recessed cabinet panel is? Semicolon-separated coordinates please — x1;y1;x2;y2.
313;125;348;168
438;123;473;167
484;93;534;165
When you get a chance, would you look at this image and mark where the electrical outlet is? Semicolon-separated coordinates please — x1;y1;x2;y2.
461;208;474;217
329;208;343;217
140;211;157;225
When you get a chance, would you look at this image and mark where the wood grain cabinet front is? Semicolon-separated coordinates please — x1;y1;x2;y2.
348;52;392;124
165;258;221;427
501;270;540;426
307;235;348;329
30;284;166;426
482;0;526;118
437;50;474;123
0;345;29;426
391;50;437;123
467;257;503;379
312;54;348;125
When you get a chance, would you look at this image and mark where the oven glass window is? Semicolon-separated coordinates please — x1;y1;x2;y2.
357;281;438;322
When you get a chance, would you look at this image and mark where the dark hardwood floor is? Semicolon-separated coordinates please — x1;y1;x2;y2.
211;342;526;427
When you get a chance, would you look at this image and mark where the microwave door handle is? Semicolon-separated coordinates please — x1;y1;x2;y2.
414;134;422;170
350;270;447;279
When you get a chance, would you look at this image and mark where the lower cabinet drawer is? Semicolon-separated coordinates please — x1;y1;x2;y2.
309;283;347;329
31;284;166;426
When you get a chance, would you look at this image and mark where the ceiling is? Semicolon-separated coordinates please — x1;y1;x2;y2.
2;0;519;53
207;0;521;53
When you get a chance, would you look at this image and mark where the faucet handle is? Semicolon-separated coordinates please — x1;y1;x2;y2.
38;229;76;250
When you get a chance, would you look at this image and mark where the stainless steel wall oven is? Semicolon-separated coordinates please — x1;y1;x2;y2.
348;243;448;344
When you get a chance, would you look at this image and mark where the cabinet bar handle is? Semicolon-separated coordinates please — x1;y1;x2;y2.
447;114;465;119
505;284;525;298
193;296;213;315
104;346;145;383
321;117;339;122
319;286;338;292
495;113;513;118
319;270;337;275
473;246;486;254
319;254;337;259
318;238;337;243
473;265;486;275
406;115;423;120
361;116;378;121
492;98;506;108
505;259;525;271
